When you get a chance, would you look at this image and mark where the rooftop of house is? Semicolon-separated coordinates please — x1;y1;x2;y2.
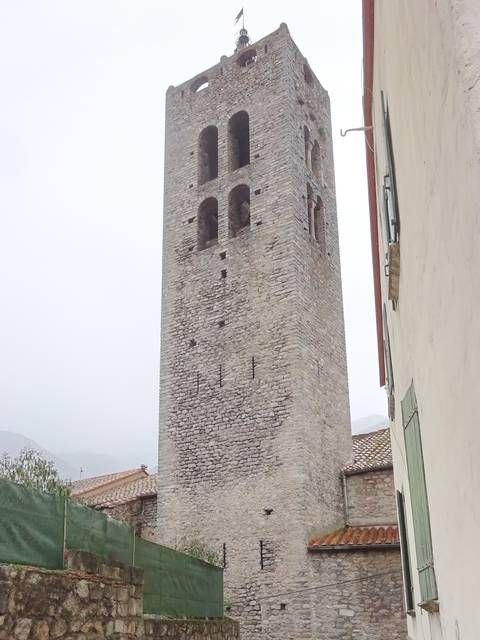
308;525;399;551
78;473;159;509
343;427;392;475
71;467;149;498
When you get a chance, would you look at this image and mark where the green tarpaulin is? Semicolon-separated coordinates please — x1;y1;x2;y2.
0;479;64;570
0;479;224;618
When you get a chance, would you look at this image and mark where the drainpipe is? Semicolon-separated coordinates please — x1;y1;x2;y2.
342;472;349;527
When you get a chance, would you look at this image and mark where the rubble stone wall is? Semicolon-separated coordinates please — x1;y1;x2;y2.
346;469;397;526
0;555;238;640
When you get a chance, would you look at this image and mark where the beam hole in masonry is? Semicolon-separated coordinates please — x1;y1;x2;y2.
218;320;225;328
188;246;194;252
254;153;260;159
190;151;194;156
189;339;196;347
220;251;227;260
189;184;193;188
254;189;261;195
221;269;227;279
256;220;262;226
280;603;287;611
188;217;195;224
264;508;273;516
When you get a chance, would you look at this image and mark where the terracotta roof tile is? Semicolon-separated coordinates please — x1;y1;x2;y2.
71;468;147;497
308;526;399;551
81;473;158;508
344;427;392;475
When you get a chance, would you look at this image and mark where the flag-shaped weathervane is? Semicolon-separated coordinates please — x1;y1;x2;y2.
235;8;244;26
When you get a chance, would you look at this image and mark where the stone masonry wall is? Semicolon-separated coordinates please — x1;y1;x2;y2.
158;23;351;640
346;469;397;526
258;550;405;640
0;556;238;640
102;496;157;541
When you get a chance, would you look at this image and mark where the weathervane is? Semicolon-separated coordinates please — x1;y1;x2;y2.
235;8;250;50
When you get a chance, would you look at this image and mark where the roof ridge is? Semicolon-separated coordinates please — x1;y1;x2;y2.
72;467;148;496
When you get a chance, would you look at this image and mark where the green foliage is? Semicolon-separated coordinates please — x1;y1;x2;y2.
176;535;221;567
0;447;71;496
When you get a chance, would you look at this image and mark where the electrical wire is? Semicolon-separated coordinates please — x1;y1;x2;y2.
230;570;399;604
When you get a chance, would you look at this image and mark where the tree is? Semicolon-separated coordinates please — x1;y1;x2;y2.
0;447;71;496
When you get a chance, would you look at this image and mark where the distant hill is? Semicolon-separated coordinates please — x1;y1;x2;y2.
57;451;152;480
0;430;155;481
0;430;77;479
351;414;388;434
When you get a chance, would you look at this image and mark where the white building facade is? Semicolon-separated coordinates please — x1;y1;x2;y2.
363;1;480;639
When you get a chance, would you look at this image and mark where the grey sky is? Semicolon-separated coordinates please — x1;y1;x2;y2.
0;0;386;466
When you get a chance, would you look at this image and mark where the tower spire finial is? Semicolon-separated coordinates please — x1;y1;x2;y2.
235;8;250;50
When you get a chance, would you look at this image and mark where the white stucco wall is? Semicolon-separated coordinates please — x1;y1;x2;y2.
371;2;480;640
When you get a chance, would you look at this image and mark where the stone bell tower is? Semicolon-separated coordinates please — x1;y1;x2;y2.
158;23;351;639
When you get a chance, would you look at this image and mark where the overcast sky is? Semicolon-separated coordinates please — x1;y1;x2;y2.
0;0;386;466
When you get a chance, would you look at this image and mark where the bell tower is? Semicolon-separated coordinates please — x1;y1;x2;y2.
158;24;351;639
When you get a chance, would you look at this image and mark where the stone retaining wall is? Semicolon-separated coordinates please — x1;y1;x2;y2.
0;553;238;640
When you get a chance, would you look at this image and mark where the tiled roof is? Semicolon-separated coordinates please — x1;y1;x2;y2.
82;473;158;508
308;526;399;551
71;468;147;497
344;427;392;475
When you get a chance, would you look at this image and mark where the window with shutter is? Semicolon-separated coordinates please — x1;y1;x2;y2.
381;91;400;244
401;382;438;606
396;490;414;612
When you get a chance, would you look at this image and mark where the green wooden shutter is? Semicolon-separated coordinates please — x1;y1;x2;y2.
396;490;414;611
402;382;437;603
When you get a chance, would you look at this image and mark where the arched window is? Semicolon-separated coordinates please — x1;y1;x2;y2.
198;126;218;185
228;184;250;237
313;196;325;252
304;126;311;170
228;111;250;171
191;76;209;93
237;48;257;67
311;140;321;182
197;198;218;250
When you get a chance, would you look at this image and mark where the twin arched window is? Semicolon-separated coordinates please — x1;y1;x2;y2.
198;111;250;185
197;184;251;251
